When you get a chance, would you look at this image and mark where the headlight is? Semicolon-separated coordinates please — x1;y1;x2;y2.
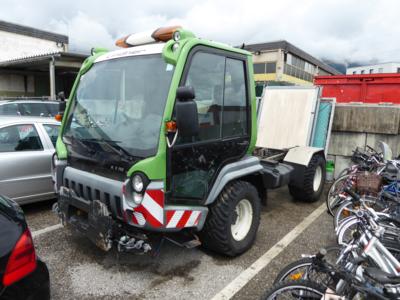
173;31;180;41
132;174;144;193
133;192;143;205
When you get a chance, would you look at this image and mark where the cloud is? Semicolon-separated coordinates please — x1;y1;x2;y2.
49;12;115;52
0;0;399;64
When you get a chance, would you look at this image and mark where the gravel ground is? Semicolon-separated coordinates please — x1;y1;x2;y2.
23;186;336;299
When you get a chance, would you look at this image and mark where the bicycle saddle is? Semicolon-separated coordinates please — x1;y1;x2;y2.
364;267;400;285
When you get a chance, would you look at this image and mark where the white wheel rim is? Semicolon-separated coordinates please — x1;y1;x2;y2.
313;166;322;192
231;199;253;241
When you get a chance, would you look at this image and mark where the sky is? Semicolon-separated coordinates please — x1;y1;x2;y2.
0;0;399;65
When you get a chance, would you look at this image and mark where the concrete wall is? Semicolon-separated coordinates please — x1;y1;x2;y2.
327;104;400;178
252;51;279;64
0;31;66;61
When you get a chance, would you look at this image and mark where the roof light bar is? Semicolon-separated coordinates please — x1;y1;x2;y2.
115;25;182;48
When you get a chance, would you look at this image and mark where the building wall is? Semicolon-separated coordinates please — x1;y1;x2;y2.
252;49;333;86
0;74;35;96
347;63;400;75
0;31;67;62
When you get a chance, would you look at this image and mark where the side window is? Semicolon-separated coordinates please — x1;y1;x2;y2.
0;124;43;152
19;103;48;116
183;52;225;142
0;103;19;116
43;124;60;147
223;58;248;137
45;103;59;117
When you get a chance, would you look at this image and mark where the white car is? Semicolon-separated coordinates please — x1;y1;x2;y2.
0;116;60;204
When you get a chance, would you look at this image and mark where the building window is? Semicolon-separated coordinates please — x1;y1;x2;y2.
253;63;266;74
361;70;365;74
266;62;276;73
369;69;373;74
378;68;383;73
286;53;292;65
253;62;276;74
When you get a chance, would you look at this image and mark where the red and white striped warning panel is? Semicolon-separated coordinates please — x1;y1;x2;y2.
165;210;202;229
132;189;164;228
130;184;203;229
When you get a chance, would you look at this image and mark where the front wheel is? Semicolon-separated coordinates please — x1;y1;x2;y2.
326;175;351;216
261;280;326;300
289;154;326;202
273;245;341;285
199;180;261;257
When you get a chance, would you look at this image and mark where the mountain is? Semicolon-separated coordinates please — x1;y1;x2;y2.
322;60;368;75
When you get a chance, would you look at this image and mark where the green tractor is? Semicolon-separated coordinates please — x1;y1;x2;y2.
53;26;326;257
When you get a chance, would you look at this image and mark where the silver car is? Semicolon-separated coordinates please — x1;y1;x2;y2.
0;99;59;117
0;116;60;204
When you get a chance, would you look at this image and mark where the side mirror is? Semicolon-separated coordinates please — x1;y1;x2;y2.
175;86;199;138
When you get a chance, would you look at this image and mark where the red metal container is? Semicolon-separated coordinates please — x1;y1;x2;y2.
314;74;400;104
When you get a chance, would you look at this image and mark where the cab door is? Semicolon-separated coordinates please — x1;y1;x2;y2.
167;47;251;204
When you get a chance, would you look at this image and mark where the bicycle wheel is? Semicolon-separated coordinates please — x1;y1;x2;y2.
273;246;341;285
326;175;351;216
336;216;361;245
333;197;384;229
261;280;327;300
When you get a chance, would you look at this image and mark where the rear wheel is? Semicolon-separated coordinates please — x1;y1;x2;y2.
289;154;326;202
199;180;260;257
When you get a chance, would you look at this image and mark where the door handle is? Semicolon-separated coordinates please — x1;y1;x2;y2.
238;141;249;146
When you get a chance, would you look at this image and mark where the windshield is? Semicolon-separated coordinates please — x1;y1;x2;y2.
63;54;174;158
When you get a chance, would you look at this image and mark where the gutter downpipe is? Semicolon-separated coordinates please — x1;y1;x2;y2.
49;56;56;100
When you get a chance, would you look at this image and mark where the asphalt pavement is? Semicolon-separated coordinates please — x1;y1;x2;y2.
22;186;336;300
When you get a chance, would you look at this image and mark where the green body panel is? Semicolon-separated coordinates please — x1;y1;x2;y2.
247;59;258;154
56;30;257;183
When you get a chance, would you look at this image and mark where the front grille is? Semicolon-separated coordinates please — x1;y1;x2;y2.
63;167;125;219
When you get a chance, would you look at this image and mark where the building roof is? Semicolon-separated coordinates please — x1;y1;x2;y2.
0;20;68;44
0;51;87;67
243;40;341;75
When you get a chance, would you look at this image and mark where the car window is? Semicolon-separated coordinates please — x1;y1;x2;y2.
45;103;59;117
43;124;60;147
0;103;19;115
19;103;49;117
0;124;43;152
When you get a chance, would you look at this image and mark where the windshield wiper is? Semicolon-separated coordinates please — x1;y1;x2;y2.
80;138;135;162
64;135;95;155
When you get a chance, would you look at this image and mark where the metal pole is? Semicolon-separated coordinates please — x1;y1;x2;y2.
49;57;56;100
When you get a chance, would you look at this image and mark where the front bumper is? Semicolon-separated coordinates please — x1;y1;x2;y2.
56;167;208;237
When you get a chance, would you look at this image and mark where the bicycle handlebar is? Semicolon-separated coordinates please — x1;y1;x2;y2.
343;187;361;201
